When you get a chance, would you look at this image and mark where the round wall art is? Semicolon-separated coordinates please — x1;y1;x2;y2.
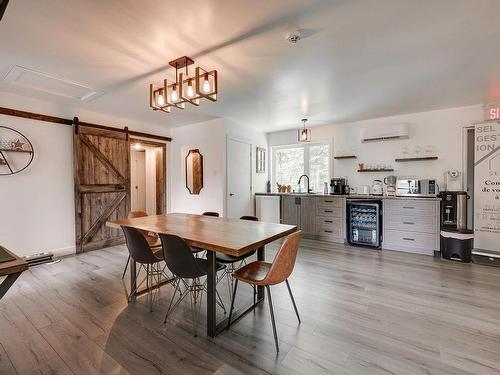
0;126;34;175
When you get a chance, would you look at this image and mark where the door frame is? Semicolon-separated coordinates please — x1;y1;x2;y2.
129;138;167;214
225;136;252;218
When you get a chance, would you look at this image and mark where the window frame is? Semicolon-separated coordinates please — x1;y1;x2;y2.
271;139;332;193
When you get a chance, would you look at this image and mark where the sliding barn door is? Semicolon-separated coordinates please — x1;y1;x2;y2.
74;124;130;253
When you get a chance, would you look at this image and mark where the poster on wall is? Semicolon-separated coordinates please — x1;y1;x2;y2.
474;122;500;252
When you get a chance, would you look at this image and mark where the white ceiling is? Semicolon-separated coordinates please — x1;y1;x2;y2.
1;0;499;132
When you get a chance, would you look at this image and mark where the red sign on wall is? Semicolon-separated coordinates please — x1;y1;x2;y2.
485;103;500;121
489;107;500;120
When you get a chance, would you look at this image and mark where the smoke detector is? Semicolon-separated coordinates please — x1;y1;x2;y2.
286;30;302;44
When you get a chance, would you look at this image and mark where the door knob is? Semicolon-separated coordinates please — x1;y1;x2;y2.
229;193;235;196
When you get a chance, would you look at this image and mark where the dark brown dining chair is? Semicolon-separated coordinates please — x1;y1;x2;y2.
122;211;161;279
227;230;302;352
121;226;165;312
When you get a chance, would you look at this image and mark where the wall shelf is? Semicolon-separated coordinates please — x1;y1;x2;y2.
334;155;357;159
0;148;33;154
358;169;394;172
395;156;438;162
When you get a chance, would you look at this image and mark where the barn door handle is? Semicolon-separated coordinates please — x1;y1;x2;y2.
117;185;126;191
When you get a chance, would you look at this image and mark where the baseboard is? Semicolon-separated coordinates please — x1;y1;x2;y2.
51;245;76;257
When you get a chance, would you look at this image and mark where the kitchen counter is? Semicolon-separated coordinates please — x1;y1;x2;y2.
255;192;441;201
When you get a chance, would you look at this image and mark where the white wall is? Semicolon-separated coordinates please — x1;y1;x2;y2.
0;91;171;256
268;105;483;191
224;119;268;199
169;119;226;215
168;118;268;217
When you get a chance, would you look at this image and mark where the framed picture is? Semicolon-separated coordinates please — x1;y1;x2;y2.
256;147;266;173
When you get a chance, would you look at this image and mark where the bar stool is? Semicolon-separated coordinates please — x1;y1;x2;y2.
227;230;302;352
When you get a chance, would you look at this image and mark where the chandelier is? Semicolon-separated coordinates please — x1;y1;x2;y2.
149;56;218;113
298;118;311;142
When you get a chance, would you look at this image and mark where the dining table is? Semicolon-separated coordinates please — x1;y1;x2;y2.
107;213;297;337
0;245;28;300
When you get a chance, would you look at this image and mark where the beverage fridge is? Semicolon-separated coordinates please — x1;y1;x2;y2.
346;200;382;248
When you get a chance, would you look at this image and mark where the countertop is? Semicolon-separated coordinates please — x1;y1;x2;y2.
255;192;441;201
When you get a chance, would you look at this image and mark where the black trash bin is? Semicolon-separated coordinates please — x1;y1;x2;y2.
440;230;474;262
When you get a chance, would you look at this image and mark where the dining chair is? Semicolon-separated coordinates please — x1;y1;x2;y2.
159;233;226;336
191;211;219;256
121;226;165;312
227;230;302;352
121;211;161;279
216;215;259;299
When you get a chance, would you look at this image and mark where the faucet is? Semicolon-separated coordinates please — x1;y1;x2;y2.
298;174;312;193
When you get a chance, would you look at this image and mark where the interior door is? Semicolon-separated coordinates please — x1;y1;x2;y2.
74;124;130;252
227;138;252;218
131;150;146;212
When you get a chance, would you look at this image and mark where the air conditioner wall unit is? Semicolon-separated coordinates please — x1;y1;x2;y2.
360;123;409;142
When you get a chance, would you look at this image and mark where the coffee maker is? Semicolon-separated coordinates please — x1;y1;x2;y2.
440;191;468;231
384;175;397;196
330;178;348;195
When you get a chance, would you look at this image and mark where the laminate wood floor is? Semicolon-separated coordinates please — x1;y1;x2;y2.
1;239;500;375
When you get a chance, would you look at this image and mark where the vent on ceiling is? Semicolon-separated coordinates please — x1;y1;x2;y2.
3;65;104;102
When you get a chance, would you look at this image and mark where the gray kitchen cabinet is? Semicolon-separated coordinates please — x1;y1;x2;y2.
281;196;299;226
299;196;316;236
382;199;440;255
281;196;315;235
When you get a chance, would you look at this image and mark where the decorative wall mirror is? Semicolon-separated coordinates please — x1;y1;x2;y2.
0;126;34;176
185;149;203;194
256;146;266;173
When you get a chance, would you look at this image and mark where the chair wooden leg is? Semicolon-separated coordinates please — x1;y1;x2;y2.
227;279;239;329
266;285;279;353
122;255;130;280
285;279;301;324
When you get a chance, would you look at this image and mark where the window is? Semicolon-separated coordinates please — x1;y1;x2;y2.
272;142;330;192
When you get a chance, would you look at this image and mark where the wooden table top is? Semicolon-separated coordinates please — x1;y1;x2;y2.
0;246;28;277
107;213;297;256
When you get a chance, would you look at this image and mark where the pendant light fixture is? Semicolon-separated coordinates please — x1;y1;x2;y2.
149;56;218;113
298;118;311;142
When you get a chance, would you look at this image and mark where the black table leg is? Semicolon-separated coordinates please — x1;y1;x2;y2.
0;272;22;300
130;259;137;301
206;250;217;337
257;246;265;299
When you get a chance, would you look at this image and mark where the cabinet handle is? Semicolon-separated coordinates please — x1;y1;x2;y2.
324;210;333;213
324;230;333;233
403;206;415;209
403;222;415;225
325;220;333;223
324;200;333;203
403;237;415;241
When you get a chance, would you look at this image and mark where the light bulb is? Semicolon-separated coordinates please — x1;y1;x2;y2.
171;85;178;102
202;74;211;93
187;81;195;97
156;93;165;106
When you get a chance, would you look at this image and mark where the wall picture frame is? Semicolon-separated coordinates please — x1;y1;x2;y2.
256;146;266;173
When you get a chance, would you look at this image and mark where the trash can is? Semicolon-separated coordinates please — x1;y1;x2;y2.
440;230;474;262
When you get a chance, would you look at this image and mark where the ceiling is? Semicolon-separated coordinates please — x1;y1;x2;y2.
1;0;499;132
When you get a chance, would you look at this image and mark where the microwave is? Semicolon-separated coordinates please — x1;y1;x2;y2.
396;179;438;197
